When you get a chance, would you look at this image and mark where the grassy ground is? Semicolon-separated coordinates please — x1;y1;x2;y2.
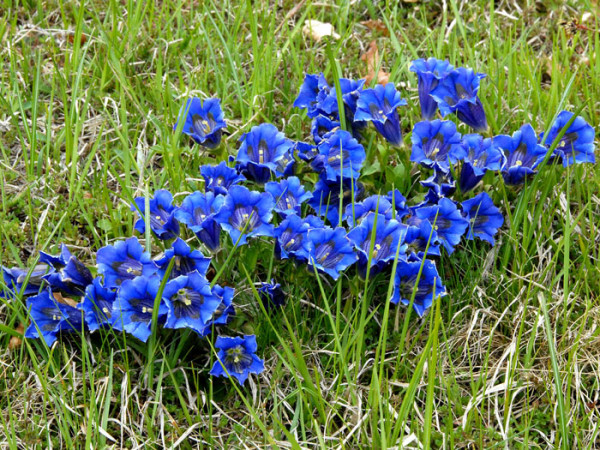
1;0;599;448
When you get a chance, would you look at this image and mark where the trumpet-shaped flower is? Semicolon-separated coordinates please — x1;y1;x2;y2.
493;124;548;185
311;115;340;145
265;176;312;217
79;277;118;331
213;186;275;246
97;237;159;288
25;289;83;346
410;57;454;120
274;214;311;260
420;164;456;198
385;189;410;220
410;198;468;254
174;191;225;252
461;192;504;245
308;176;364;227
132;189;180;240
541;111;596;166
459;134;505;192
1;264;48;298
39;244;93;296
235;123;294;183
404;222;441;258
174;97;226;148
293;73;330;118
155;238;211;280
430;68;488;131
162;272;221;334
317;78;365;117
209;335;265;385
201;162;246;196
201;284;235;334
258;280;286;309
300;227;358;280
112;275;166;343
391;259;446;317
344;195;395;228
295;141;319;162
312;129;366;181
355;83;408;147
410;120;465;171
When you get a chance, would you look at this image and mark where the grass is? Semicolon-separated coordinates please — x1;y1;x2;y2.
1;0;599;448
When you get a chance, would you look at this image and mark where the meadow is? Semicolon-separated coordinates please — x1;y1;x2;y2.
1;0;599;448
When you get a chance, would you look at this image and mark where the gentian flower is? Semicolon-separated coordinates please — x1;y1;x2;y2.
213;185;275;246
274;214;311;260
410;57;454;120
112;275;166;343
174;191;225;252
308;176;364;227
355;83;408;147
311;115;340;145
299;227;358;280
317;78;365;118
493;124;548;185
541;111;596;166
344;195;395;228
409;198;469;254
420;164;456;198
459;134;505;192
295;141;319;162
201;162;246;196
1;264;48;297
265;176;312;217
274;150;296;177
203;284;235;330
404;221;441;257
312;129;366;181
25;289;83;346
430;68;488;131
386;189;410;220
39;244;93;296
235;123;294;183
258;280;286;309
97;237;159;288
155;238;211;279
174;97;226;148
391;259;446;317
162;272;221;335
347;213;407;278
461;192;504;245
293;73;330;118
209;335;265;385
131;189;180;240
79;277;118;331
410;120;465;172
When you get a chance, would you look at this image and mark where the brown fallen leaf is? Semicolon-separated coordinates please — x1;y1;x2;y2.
9;323;25;351
54;291;79;308
361;40;390;85
360;19;389;36
302;20;340;42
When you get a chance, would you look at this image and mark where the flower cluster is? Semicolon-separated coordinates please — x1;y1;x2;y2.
6;56;596;389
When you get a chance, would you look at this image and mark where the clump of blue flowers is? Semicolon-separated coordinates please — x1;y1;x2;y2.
5;56;596;391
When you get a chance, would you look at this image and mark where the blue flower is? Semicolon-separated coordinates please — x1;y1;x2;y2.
312;129;366;181
174;191;225;252
25;289;83;346
201;162;246;196
410;120;465;171
274;214;311;260
541;111;596;166
112;275;166;342
461;192;504;246
300;227;357;280
430;68;488;131
1;264;48;298
97;237;159;288
311;115;341;145
174;98;226;148
274;149;296;178
132;189;180;240
293;73;330;118
200;284;235;335
493;124;548;185
209;335;265;385
213;185;275;246
79;277;118;331
295;141;319;162
318;78;365;117
39;244;93;296
420;164;456;198
459;134;506;192
265;176;312;217
235;123;294;183
258;280;286;309
347;213;407;278
155;238;211;279
162;272;221;335
308;176;364;227
391;259;446;316
410;57;455;120
385;189;410;220
409;198;469;254
344;194;395;228
404;222;441;258
355;83;408;147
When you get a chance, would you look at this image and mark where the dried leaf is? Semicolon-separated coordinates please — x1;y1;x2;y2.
360;19;389;36
9;323;25;351
361;40;390;85
54;291;79;308
302;20;340;42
